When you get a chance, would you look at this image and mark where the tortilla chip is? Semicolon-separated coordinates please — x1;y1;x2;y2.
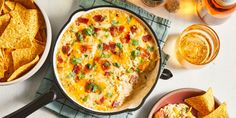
13;0;36;9
0;11;32;49
35;29;47;43
203;102;228;118
0;0;4;13
5;1;16;10
0;14;10;36
12;41;44;70
185;88;215;116
0;49;5;79
14;3;39;39
7;55;39;81
0;62;4;79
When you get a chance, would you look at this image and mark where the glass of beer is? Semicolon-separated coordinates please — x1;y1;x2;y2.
176;24;220;67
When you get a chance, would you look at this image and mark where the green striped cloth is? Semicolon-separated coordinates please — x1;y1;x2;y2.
35;0;171;117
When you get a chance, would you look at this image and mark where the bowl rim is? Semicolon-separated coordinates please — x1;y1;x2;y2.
148;88;221;118
52;5;162;115
0;1;52;86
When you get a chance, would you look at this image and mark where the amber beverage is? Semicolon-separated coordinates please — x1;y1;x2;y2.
197;0;236;25
176;24;220;67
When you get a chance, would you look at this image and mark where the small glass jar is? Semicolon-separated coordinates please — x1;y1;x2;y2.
176;24;220;68
142;0;164;7
197;0;236;25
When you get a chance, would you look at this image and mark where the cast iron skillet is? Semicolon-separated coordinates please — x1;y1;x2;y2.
4;6;172;118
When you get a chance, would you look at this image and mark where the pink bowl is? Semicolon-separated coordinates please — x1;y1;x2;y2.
148;88;220;118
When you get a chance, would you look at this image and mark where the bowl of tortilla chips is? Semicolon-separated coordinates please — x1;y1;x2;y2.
149;88;229;118
0;0;51;85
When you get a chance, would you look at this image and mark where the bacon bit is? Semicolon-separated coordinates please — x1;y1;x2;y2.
73;64;81;74
109;42;116;50
124;33;131;43
130;25;137;33
80;45;87;53
93;15;104;22
104;71;111;76
79;45;91;53
84;64;92;73
93;56;100;62
101;60;111;71
96;97;105;104
119;26;125;33
62;44;71;55
103;43;110;50
94;27;100;33
142;35;152;42
110;26;124;37
141;50;150;58
112;101;119;108
129;75;138;84
77;17;89;24
109;26;118;37
57;56;63;63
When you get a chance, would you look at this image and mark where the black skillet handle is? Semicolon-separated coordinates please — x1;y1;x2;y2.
4;91;57;118
160;68;173;80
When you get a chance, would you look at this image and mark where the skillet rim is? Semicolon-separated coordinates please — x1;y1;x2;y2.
52;5;163;115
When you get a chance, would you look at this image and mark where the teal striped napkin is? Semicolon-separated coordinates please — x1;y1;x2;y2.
35;0;171;117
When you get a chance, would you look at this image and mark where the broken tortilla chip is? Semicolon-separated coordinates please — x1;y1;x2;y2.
14;3;39;39
5;1;16;10
0;11;32;49
13;0;36;9
0;0;4;13
0;49;5;79
185;88;215;116
12;41;44;70
203;102;228;118
0;14;10;35
7;55;39;81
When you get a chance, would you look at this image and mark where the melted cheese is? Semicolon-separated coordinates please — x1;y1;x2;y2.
56;9;159;111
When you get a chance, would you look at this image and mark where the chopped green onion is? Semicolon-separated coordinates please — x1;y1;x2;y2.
77;32;83;42
86;63;93;69
98;44;103;50
127;16;132;23
86;83;101;93
131;50;140;58
78;72;85;79
83;25;95;36
105;34;109;38
147;46;154;52
116;43;123;50
113;63;120;68
66;71;76;79
103;61;111;67
103;29;109;32
82;95;89;102
101;52;111;58
131;39;139;46
71;57;82;65
84;54;88;57
140;59;144;64
126;68;132;73
111;20;119;25
136;68;140;73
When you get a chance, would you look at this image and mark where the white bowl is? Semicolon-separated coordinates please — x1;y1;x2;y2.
0;1;52;86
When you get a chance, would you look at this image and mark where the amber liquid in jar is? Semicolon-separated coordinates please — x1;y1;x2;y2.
178;32;211;64
176;24;220;67
197;0;236;25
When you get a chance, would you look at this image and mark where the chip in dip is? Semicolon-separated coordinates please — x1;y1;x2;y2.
0;0;46;82
154;103;196;118
56;9;159;111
